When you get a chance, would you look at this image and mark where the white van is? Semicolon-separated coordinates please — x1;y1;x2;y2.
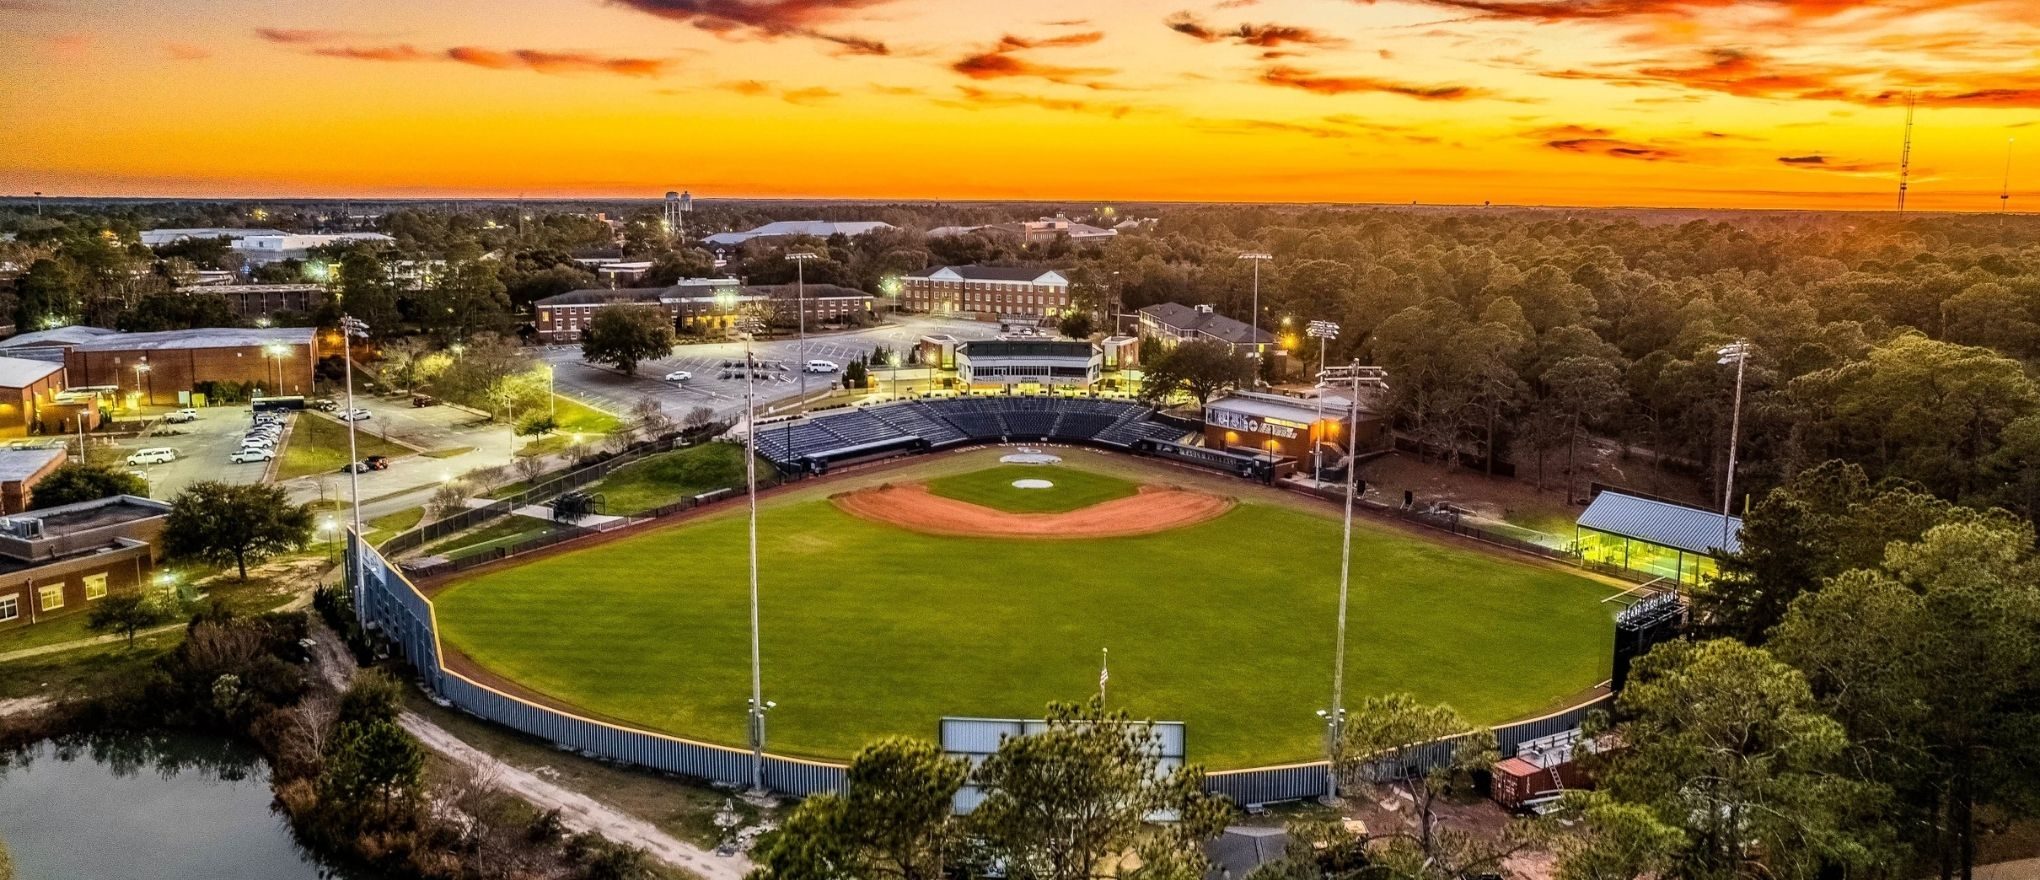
126;447;177;466
804;360;840;374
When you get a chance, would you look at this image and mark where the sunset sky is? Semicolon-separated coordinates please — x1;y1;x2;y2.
2;0;2035;210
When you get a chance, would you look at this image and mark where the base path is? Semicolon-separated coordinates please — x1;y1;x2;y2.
833;483;1234;538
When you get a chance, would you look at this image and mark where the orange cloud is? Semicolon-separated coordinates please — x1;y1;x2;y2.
935;85;1135;118
951;30;1115;86
266;30;672;77
1777;154;1894;172
780;85;839;104
163;43;212;61
1259;65;1487;100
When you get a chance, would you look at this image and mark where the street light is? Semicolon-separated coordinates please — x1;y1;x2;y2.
1316;361;1369;805
1717;340;1753;549
1238;252;1273;365
319;517;337;564
1306;321;1340;484
735;313;771;794
132;361;152;409
263;343;288;394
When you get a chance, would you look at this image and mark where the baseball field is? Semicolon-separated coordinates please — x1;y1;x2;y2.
431;448;1620;768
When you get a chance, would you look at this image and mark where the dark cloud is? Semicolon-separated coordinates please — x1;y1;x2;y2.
255;27;355;44
1777;154;1894;172
1259;65;1487;100
606;0;894;55
1546;137;1682;160
1388;0;1992;23
1166;12;1345;48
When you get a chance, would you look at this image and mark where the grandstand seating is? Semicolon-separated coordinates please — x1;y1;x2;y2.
749;395;1185;468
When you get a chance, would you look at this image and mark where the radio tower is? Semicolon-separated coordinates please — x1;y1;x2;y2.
2003;138;2015;214
1897;93;1916;216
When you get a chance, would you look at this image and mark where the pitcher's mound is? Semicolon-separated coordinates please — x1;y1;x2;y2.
834;483;1233;538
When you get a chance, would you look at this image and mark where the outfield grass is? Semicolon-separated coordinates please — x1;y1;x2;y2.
436;458;1620;768
276;415;412;481
585;444;751;515
925;464;1139;513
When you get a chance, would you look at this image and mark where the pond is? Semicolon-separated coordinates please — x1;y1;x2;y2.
0;730;366;880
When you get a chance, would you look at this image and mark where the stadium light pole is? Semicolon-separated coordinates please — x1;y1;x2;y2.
1306;321;1340;485
340;315;368;625
1238;252;1273;366
1717;340;1753;549
787;252;820;412
738;314;771;794
1318;361;1367;805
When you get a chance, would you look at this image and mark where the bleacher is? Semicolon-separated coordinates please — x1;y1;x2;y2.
749;396;1183;469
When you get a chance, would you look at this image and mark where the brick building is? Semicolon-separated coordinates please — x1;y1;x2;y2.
65;327;320;405
0;357;76;437
533;281;875;343
0;495;172;632
0;447;66;513
899;266;1071;322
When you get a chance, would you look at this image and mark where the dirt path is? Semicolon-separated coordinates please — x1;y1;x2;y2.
305;624;749;880
834;482;1234;538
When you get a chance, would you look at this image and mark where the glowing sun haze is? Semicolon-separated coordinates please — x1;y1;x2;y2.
2;0;2034;210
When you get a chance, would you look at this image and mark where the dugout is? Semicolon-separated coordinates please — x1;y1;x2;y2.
1575;489;1741;587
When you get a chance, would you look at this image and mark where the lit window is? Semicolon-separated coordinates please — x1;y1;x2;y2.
84;574;108;600
37;584;63;612
0;595;15;622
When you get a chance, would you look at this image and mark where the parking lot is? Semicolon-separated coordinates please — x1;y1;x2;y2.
100;406;277;498
539;315;1000;425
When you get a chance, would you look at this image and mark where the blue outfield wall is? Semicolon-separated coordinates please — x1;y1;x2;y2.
350;533;850;797
348;533;1609;804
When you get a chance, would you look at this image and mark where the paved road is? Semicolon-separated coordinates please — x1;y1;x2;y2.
540;315;999;425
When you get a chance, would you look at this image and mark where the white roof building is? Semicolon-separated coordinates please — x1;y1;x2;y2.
139;228;286;247
232;233;393;264
701;220;896;247
0;356;63;388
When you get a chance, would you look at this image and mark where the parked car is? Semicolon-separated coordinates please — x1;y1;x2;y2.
126;447;177;466
804;360;840;374
411;395;437;407
362;455;390;470
229;448;274;463
311;399;339;412
163;408;200;423
338;408;372;421
664;370;693;382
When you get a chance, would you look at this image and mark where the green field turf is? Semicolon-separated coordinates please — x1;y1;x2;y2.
924;464;1140;513
433;460;1620;768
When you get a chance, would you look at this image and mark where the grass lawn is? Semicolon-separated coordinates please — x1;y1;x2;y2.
276;414;413;481
0;636;176;701
420;516;564;562
585;444;751;515
926;464;1140;513
552;396;624;435
436;459;1621;768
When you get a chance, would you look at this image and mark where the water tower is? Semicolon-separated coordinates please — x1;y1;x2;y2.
664;190;692;243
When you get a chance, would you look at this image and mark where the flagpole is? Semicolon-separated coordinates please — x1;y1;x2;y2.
1099;647;1109;705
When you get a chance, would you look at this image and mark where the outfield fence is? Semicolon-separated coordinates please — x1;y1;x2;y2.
352;531;851;796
